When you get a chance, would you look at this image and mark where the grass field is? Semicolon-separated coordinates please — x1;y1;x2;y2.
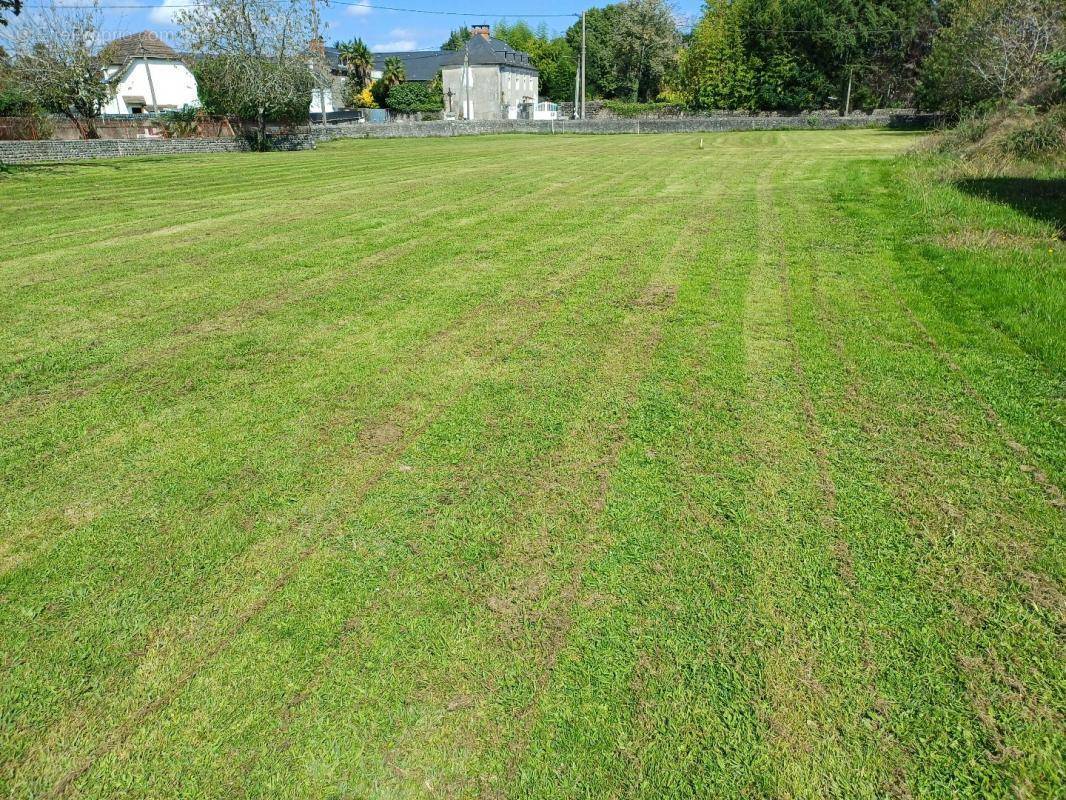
1;131;1063;799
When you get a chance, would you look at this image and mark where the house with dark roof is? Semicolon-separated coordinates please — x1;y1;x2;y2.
101;31;199;114
324;25;539;120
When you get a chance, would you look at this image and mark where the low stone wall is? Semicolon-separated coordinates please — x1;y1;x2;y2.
555;102;922;121
0;134;315;165
314;113;939;142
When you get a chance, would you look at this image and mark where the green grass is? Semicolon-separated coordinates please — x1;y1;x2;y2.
1;131;1063;799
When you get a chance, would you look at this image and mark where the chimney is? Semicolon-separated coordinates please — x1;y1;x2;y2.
471;24;490;39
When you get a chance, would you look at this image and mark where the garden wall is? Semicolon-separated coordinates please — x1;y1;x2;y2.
313;113;940;142
0;134;315;164
1;114;940;163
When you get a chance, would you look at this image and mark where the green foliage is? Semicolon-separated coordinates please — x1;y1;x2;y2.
0;83;34;116
917;0;1064;115
494;20;576;102
193;55;312;126
336;37;374;96
608;0;681;102
370;78;388;108
385;81;443;113
932;104;1066;166
1000;107;1066;160
441;26;471;51
681;0;941;112
565;4;628;99
369;57;407;110
382;56;406;86
601;99;673;117
938;112;995;149
158;104;201;137
1044;49;1066;98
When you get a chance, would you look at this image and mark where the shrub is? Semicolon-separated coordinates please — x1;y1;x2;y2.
351;86;376;109
1045;50;1066;99
931;103;1066;166
0;84;36;116
370;78;389;109
385;81;442;114
938;112;995;150
1000;111;1066;159
158;104;201;137
602;99;674;117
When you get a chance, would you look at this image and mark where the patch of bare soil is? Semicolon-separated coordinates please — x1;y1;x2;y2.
360;420;404;449
1018;570;1066;622
633;284;678;309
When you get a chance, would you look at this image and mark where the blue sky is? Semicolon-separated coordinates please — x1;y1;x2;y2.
116;1;703;53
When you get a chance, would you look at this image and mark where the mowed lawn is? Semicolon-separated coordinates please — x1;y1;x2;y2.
1;131;1063;799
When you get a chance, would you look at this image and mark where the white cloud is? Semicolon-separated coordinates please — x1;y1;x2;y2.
149;0;184;25
346;0;372;16
371;40;417;52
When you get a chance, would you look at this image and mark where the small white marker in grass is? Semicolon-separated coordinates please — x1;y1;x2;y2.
699;138;704;149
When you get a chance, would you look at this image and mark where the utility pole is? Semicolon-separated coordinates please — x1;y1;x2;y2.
844;66;853;117
140;44;158;113
310;0;327;125
462;42;470;120
573;48;580;118
580;11;586;119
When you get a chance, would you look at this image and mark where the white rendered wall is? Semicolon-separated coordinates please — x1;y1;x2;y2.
103;60;199;114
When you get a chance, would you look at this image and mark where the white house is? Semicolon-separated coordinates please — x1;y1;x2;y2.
102;32;342;119
437;27;539;120
325;25;538;121
101;31;199;114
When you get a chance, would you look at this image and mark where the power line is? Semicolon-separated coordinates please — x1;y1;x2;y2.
20;1;581;17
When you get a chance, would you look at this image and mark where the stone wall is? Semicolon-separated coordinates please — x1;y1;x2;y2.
0;134;315;164
313;113;939;143
553;102;920;121
1;113;938;163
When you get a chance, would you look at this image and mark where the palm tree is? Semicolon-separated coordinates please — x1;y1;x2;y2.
382;55;406;89
336;37;373;90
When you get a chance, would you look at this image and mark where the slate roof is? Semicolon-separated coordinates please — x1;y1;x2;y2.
461;35;537;71
103;31;181;66
324;35;537;81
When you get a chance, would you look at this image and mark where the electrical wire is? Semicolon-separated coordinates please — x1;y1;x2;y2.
20;1;582;17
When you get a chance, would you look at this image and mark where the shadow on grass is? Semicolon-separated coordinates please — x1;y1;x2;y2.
1;160;126;176
955;177;1066;239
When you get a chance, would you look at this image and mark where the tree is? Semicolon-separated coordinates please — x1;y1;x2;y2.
1;0;20;27
495;20;576;102
565;2;680;101
678;0;942;112
441;26;472;51
382;55;406;87
336;36;373;95
175;0;316;141
679;4;757;110
566;5;628;99
610;0;680;101
918;0;1065;113
370;56;406;108
193;56;312;137
3;1;115;138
